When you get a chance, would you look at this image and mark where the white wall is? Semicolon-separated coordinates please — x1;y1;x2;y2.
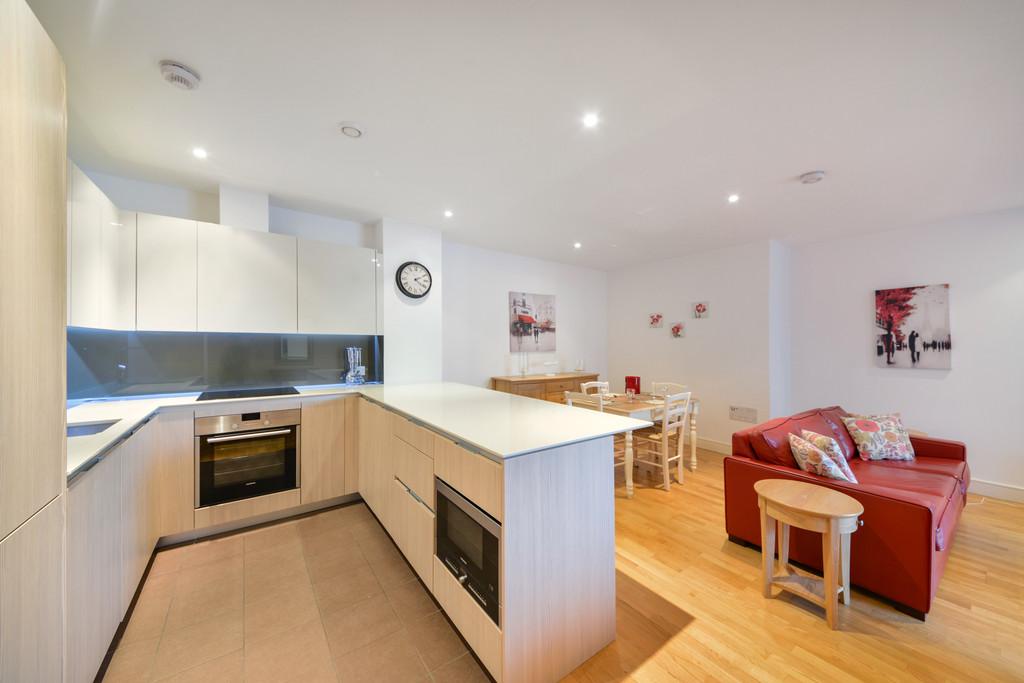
607;241;774;452
270;205;376;248
85;168;219;223
789;209;1024;498
380;219;443;384
442;242;609;388
219;185;269;232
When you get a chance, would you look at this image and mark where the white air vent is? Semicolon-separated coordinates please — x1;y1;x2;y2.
159;60;201;90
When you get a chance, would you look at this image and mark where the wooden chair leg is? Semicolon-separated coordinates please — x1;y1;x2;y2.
676;430;685;484
661;446;671;491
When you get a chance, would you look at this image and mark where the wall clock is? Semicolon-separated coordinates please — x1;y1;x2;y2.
396;261;432;298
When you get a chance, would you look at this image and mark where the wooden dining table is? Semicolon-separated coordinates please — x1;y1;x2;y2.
577;393;701;498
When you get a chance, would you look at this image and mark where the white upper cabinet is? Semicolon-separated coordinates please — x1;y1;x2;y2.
136;213;198;331
68;165;136;329
197;223;298;333
297;241;377;334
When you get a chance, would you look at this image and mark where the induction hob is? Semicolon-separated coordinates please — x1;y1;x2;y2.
196;386;300;401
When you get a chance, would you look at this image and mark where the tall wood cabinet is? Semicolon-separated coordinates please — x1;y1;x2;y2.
0;0;67;679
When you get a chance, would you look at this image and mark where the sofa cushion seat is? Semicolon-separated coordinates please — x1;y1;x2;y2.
847;461;957;517
864;456;968;485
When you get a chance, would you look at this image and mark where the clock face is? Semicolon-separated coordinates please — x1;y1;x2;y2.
396;261;432;298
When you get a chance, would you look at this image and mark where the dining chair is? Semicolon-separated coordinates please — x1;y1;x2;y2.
566;390;630;487
580;381;610;396
634;390;692;490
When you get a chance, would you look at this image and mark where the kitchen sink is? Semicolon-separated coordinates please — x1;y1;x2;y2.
66;420;118;438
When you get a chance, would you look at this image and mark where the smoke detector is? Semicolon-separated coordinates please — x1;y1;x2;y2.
339;122;364;138
159;60;201;90
798;170;826;184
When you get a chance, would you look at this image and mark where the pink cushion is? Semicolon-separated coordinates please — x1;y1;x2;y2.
801;430;858;483
788;434;852;482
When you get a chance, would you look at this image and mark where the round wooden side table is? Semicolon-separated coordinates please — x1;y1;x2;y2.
754;479;864;629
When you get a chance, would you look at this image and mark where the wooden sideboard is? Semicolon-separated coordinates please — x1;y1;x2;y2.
491;372;600;404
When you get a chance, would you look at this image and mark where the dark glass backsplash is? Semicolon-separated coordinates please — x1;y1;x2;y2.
67;327;383;400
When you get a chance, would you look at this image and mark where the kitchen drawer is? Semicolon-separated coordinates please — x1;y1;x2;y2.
394;436;434;508
391;413;434;457
393;479;435;590
547;379;575;393
433;556;502;681
546;392;566;404
433;435;503;522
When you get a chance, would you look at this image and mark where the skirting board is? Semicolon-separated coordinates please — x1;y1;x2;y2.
696;436;731;455
969;479;1024;503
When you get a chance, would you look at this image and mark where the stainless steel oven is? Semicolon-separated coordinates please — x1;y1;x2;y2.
195;409;300;508
435;478;501;626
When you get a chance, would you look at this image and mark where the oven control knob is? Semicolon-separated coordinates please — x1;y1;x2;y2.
263;420;270;425
458;573;469;585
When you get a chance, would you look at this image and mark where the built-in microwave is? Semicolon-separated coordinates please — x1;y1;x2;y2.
435;478;501;626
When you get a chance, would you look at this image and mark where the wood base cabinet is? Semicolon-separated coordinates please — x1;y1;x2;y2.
491;372;600;404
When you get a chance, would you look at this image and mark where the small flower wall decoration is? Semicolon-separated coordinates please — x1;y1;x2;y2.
649;313;663;328
671;322;685;338
692;301;710;319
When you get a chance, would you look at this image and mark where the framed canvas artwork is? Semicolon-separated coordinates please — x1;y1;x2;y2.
875;284;951;369
509;292;556;352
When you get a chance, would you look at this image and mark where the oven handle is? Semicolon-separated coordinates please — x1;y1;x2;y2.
205;428;293;443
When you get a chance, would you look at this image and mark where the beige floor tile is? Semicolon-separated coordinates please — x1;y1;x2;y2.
356;531;399;562
331;503;375;527
151;609;243;680
149;546;188;577
152;649;243;683
139;570;179;602
245;581;319;644
104;636;160;683
164;574;243;634
305;542;369;584
366;547;416;588
178;535;243;570
405;611;468;671
244;618;337;683
244;546;309;598
122;589;173;645
430;652;490;683
300;527;357;560
174;555;243;596
331;629;429;682
322;595;403;658
312;563;383;616
242;520;301;553
384;578;440;622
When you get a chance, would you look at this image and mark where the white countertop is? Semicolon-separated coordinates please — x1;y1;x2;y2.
360;383;650;460
66;384;364;479
67;382;649;479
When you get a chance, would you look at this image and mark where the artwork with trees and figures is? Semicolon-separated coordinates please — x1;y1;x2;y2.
509;292;556;352
875;284;951;369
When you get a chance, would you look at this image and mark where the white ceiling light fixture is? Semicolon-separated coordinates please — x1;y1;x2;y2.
573;242;582;249
159;60;201;90
339;122;363;138
581;112;600;129
727;193;740;204
443;209;454;218
799;170;826;184
192;147;207;159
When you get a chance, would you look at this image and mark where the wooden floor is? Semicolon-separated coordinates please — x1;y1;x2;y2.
566;449;1024;683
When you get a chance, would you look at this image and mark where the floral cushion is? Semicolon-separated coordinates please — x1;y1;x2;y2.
788;434;852;482
841;414;915;461
801;429;858;483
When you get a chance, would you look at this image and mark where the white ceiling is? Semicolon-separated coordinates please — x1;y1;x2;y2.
29;0;1024;269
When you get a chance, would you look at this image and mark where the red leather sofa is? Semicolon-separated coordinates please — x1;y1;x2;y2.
725;406;969;619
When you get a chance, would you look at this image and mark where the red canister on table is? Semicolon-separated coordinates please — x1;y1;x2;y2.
624;376;641;394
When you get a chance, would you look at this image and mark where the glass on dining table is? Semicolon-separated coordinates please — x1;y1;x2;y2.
625;387;636;402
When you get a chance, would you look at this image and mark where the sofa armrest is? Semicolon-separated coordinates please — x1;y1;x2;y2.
910;436;966;461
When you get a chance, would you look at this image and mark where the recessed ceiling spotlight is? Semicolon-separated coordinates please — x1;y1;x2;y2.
573;242;582;249
581;112;600;129
799;170;826;184
727;193;740;204
159;60;201;90
443;210;454;218
192;147;208;159
339;122;363;138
